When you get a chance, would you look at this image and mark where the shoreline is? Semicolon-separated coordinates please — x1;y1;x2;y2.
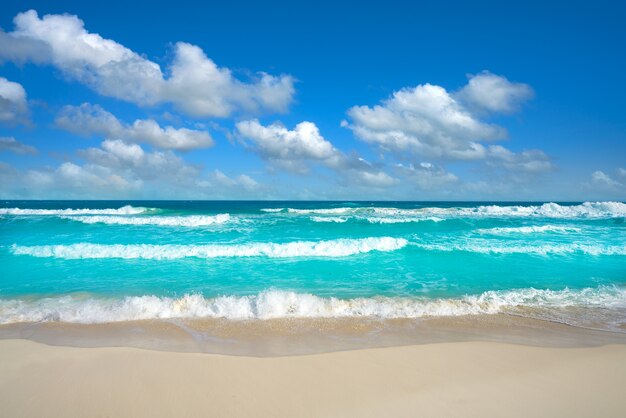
2;313;626;356
1;338;625;417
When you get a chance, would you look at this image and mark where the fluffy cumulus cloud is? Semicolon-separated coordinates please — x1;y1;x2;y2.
0;77;28;124
0;11;574;199
0;10;295;117
163;43;295;117
236;119;342;170
344;82;505;160
0;137;37;154
55;103;213;150
0;139;263;199
236;119;395;187
344;72;551;175
457;71;534;114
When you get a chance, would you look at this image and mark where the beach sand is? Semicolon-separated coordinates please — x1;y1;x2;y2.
1;338;625;417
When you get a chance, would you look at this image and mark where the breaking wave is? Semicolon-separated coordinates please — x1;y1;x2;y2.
476;225;582;235
310;215;443;224
0;286;623;324
262;202;626;219
364;216;444;224
0;205;149;216
452;201;626;218
311;216;348;223
412;242;626;256
10;237;408;260
64;214;231;227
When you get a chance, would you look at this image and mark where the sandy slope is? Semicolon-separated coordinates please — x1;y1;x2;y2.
1;339;625;417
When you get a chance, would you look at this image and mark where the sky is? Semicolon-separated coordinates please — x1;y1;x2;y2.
0;0;624;200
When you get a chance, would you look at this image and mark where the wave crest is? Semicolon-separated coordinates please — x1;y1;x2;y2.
476;225;582;234
412;242;626;256
10;237;408;260
0;205;149;216
310;216;443;224
1;286;623;324
260;202;626;219
64;214;231;227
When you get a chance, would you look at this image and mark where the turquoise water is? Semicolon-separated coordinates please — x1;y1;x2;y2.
1;200;625;330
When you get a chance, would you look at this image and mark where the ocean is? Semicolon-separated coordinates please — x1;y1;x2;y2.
1;200;625;333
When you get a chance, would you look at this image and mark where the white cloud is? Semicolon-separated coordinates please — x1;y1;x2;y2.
457;71;534;114
591;170;622;190
163;43;295;117
75;139;198;193
236;119;340;167
236;119;395;187
395;162;459;190
0;10;295;117
486;145;552;173
0;139;264;199
0;77;28;124
350;169;396;188
344;73;551;178
211;169;260;192
55;103;213;150
0;137;37;154
345;83;505;160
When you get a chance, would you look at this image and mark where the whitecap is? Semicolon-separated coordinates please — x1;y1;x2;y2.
0;205;149;216
65;214;231;227
0;286;623;323
411;242;626;256
476;225;582;235
11;237;409;260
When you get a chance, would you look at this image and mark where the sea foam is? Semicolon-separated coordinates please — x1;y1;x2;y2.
475;225;582;235
264;202;626;219
0;205;149;216
10;237;408;260
64;214;231;227
309;215;444;224
310;216;348;223
412;242;626;256
0;286;623;324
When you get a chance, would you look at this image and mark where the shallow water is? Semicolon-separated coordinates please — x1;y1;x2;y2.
1;200;625;332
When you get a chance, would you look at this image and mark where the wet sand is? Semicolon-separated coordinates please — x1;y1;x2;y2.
2;314;626;356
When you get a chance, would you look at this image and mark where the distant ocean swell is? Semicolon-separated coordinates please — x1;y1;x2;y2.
262;201;626;218
0;286;624;324
2;201;626;220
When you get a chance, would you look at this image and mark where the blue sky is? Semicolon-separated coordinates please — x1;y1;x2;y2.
0;0;624;200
